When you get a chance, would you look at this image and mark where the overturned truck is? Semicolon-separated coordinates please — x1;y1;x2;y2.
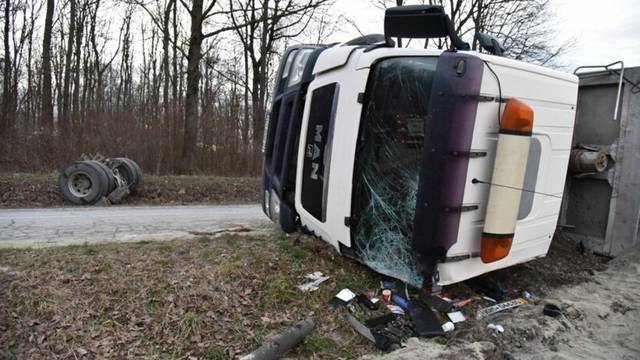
262;5;578;291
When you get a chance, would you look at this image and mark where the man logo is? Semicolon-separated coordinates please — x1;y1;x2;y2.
312;144;320;159
314;125;323;142
311;163;320;180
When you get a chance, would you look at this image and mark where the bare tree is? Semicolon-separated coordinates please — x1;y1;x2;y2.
40;0;54;129
230;0;329;152
2;0;13;134
59;0;76;130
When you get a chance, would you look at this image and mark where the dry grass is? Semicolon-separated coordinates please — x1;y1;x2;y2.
0;173;260;208
0;233;382;359
0;229;608;359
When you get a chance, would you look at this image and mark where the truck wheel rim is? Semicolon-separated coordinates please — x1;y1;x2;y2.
68;172;92;198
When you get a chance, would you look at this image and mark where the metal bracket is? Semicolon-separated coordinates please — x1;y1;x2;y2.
344;216;356;227
443;205;479;213
448;150;487;158
476;95;507;103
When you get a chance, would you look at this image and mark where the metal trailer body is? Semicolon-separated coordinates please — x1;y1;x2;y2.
561;65;640;256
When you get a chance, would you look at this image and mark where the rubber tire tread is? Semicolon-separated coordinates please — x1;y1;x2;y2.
58;161;109;205
113;157;140;193
85;160;116;194
123;158;142;193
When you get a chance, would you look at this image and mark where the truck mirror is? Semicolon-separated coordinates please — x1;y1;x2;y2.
384;5;470;50
475;33;506;56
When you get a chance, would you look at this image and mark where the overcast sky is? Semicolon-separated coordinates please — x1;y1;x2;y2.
325;0;640;71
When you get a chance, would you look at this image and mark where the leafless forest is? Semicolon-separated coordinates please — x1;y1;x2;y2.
0;0;567;175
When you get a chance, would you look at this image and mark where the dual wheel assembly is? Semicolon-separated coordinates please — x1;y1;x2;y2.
58;158;142;205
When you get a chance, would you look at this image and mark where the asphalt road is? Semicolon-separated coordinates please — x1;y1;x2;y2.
0;204;272;248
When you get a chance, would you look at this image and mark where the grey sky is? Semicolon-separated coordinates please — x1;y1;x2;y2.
326;0;640;70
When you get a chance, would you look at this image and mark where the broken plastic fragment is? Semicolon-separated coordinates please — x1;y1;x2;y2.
296;272;330;292
453;298;473;308
442;321;455;332
386;304;405;315
477;298;527;319
487;323;504;333
447;311;466;323
335;288;356;302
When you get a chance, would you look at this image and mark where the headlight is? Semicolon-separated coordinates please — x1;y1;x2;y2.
269;189;281;222
264;190;271;218
286;49;313;87
262;111;270;154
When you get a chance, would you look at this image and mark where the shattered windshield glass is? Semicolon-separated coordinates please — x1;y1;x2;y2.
351;57;438;287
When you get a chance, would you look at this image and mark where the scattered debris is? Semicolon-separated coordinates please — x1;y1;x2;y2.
382;289;392;302
189;226;251;237
386;304;405;315
447;311;466;323
296;272;330;292
477;298;527;319
483;296;497;303
330;288;357;307
453;298;473;308
347;314;402;351
426;295;453;312
543;303;563;317
469;278;507;301
408;301;444;337
441;321;455;332
347;314;376;342
239;318;316;360
365;314;397;327
391;295;410;310
487;323;505;333
336;288;356;302
382;280;396;290
356;293;379;310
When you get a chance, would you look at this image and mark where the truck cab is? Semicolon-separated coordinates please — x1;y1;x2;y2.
262;6;578;288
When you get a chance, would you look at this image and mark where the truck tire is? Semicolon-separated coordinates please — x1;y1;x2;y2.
113;157;142;193
85;160;116;194
58;161;109;205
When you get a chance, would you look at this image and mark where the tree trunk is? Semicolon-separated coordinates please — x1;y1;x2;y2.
41;0;55;130
243;36;250;155
162;0;174;116
2;0;13;134
61;0;76;132
181;0;204;174
171;1;179;171
72;4;84;126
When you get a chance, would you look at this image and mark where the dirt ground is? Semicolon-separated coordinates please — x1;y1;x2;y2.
1;229;635;359
0;173;260;208
369;247;640;360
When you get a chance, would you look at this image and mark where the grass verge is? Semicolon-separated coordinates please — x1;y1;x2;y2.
0;233;381;359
